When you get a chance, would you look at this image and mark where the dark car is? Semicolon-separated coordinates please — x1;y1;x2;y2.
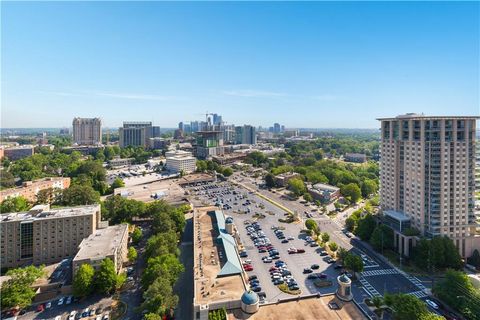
307;273;318;279
248;275;258;281
257;292;267;298
311;264;320;269
303;268;313;274
252;286;262;292
281;239;289;243
320;251;328;256
273;279;284;285
334;264;343;269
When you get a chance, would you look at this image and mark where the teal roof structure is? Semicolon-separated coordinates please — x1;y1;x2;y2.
211;210;243;277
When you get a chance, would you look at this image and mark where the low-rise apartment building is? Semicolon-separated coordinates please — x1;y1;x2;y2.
274;172;301;187
307;183;341;203
1;145;35;161
0;177;71;203
344;153;367;163
0;204;104;269
72;224;129;275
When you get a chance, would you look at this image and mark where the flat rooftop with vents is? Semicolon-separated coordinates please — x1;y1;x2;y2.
193;207;246;309
72;224;129;275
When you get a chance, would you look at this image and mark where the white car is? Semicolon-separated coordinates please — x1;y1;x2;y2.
46;302;52;309
55;316;62;320
57;297;64;306
425;299;439;310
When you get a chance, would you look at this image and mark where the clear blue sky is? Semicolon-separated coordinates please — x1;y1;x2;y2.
2;1;479;129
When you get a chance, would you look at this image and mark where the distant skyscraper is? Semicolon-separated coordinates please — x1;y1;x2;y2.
178;122;184;131
273;123;281;134
212;114;223;126
72;117;102;145
378;114;479;258
119;121;154;148
235;125;257;145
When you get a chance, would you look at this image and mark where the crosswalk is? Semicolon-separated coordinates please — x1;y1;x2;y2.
359;277;381;297
361;269;399;277
397;269;428;291
408;290;428;299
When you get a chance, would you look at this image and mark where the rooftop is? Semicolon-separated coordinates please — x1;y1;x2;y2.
377;114;480;121
311;183;340;192
73;224;128;261
1;204;100;223
230;295;366;320
384;210;411;222
194;207;245;306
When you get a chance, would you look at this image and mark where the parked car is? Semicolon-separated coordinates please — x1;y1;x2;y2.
46;302;52;309
425;299;439;310
303;268;313;274
311;264;320;269
57;298;64;306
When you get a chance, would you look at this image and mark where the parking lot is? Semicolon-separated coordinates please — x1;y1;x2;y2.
187;181;350;303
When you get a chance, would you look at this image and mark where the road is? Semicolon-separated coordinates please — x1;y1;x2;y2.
228;173;445;318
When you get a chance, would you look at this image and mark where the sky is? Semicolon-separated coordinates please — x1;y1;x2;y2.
1;1;479;129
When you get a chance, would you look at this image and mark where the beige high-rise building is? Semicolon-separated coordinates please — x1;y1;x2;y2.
72;117;102;145
378;114;480;258
0;205;104;269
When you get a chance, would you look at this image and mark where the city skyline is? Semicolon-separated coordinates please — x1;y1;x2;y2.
2;1;479;128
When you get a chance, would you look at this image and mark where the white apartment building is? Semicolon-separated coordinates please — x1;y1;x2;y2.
378;114;480;258
165;150;196;174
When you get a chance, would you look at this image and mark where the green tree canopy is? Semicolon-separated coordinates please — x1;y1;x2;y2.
344;253;364;273
340;183;362;203
288;178;306;196
141;277;179;316
128;247;138;262
131;227;143;244
110;177;125;190
94;258;119;294
72;264;95;298
0;196;31;213
385;294;431;320
354;214;376;241
361;179;378;198
370;225;394;251
265;173;275;188
321;232;330;243
60;184;100;206
328;242;338;252
0;265;45;310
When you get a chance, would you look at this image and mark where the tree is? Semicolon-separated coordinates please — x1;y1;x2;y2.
145;231;179;259
102;195;146;224
345;217;356;232
288;178;306;197
141;277;179;316
321;232;330;243
0;170;16;188
110;177;125;190
354;214;376;241
37;188;59;204
305;219;318;233
60;184;100;206
344;253;364;274
337;247;348;262
361;179;378;198
385;294;430;320
467;249;480;269
72;264;95;298
222;167;233;177
196;160;207;172
128;247;138;262
265;173;275;188
341;183;361;203
434;269;480;319
370;225;394;251
94;258;119;294
303;193;313;203
329;242;338;252
144;313;162;320
371;296;385;318
142;254;185;287
0;196;31;213
0;265;45;310
131;227;143;244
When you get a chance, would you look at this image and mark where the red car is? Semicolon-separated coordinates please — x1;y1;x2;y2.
36;304;44;312
244;266;253;271
269;266;278;272
296;249;306;253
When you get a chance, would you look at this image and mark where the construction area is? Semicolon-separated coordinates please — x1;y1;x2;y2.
113;179;187;205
